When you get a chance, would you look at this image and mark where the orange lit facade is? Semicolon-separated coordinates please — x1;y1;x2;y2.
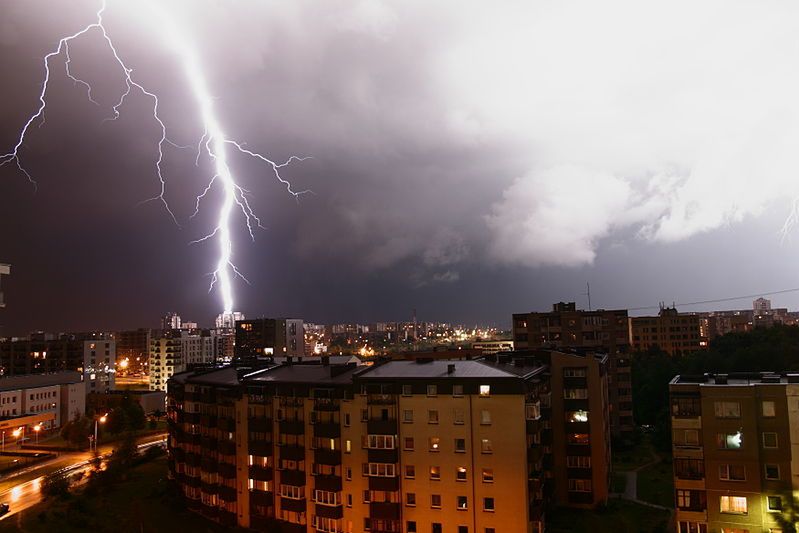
168;352;610;532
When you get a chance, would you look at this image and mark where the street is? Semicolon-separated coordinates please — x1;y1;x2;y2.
0;435;167;523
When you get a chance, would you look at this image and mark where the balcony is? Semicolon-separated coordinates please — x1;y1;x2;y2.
368;476;399;492
314;448;342;466
369;502;401;520
249;465;273;482
200;415;217;428
367;419;397;435
280;469;306;486
249;417;272;432
313;422;341;439
279;419;305;435
281;497;307;512
367;449;398;464
315;503;344;519
314;398;340;412
185;452;201;467
200;457;218;473
367;394;395;405
279;445;306;462
219;417;236;432
248;440;273;457
250;490;274;507
218;462;236;479
314;474;342;492
217;439;236;456
200;481;219;494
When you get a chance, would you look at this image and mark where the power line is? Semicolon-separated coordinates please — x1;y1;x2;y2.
627;287;799;312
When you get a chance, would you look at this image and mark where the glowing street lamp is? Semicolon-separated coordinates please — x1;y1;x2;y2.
93;413;108;451
33;424;41;445
12;427;22;447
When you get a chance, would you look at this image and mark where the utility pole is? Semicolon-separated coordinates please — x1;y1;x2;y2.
583;282;592;311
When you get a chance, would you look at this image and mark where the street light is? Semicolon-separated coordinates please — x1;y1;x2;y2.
33;424;41;445
93;413;108;452
12;427;22;448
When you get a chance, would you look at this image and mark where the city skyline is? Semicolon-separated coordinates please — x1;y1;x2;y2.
4;2;799;333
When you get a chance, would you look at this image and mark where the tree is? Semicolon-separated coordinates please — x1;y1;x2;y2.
41;470;70;499
60;413;91;448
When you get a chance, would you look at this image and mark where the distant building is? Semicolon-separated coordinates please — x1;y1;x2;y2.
0;263;9;308
753;297;772;314
630;306;708;356
115;328;151;374
161;312;183;330
215;311;245;329
471;340;514;354
0;334;115;395
166;349;610;532
0;371;85;430
670;372;799;533
149;329;222;391
89;389;165;415
513;302;633;438
234;318;304;363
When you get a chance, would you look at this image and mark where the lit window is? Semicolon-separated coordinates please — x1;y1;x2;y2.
430;466;441;480
457;496;468;510
567;410;589;423
429;437;440;451
762;400;776;417
481;439;492;454
479;385;490;397
716;431;742;449
719;495;747;514
456;467;467;481
482;468;493;482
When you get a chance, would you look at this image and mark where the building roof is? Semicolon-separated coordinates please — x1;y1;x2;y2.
359;360;519;380
0;371;82;391
246;363;362;385
671;372;799;386
181;367;243;387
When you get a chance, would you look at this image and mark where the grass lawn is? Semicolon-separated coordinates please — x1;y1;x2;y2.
0;457;228;533
637;459;674;508
548;499;671;533
613;438;657;471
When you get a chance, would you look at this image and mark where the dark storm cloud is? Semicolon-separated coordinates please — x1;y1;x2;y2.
2;0;799;334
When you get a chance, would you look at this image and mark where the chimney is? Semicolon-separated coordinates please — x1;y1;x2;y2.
447;363;455;374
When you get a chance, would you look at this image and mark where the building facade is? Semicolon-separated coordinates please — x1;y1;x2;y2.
235;318;305;363
670;372;799;533
167;350;610;532
0;371;85;430
630;306;708;356
512;303;633;438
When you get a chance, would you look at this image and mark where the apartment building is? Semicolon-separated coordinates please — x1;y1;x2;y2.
235;318;305;363
0;334;115;394
0;371;85;429
512;303;633;439
630;306;708;356
167;350;610;532
670;372;798;533
149;329;228;391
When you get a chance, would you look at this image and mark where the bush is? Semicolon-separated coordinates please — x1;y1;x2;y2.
41;470;70;499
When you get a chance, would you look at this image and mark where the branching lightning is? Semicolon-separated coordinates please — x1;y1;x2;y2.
0;0;310;314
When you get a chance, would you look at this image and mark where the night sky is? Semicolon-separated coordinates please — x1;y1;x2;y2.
2;0;799;335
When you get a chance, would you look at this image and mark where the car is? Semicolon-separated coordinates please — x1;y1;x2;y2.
0;503;10;516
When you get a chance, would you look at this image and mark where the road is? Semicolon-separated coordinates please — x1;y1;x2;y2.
0;435;167;523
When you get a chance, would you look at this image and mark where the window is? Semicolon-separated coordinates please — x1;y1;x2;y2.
431;494;442;508
717;431;743;449
346;467;352;480
343;413;350;426
453;385;463;397
455;466;467;481
404;437;414;450
567;410;589;423
763;432;778;449
457;496;468;510
407;522;416;533
765;464;780;480
720;495;747;514
480;410;491;425
719;464;745;481
676;490;706;511
454;438;466;453
673;458;703;479
402;385;412;396
427;385;437;397
360;409;368;422
406;493;416;507
458;527;468;533
568;433;590;445
714;401;741;418
564;388;588;399
674;429;700;447
768;496;783;511
481;439;493;454
428;410;439;424
280;484;304;499
364;463;396;477
482;468;493;482
345;439;351;453
454;408;465;425
430;466;441;480
762;400;776;417
405;465;415;478
347;494;352;507
432;525;442;533
526;402;541;420
568;479;592;492
366;435;395;449
566;456;591;469
564;367;586;377
479;385;491;397
483;497;495;511
403;409;413;423
429;437;441;451
677;522;707;533
314;489;340;506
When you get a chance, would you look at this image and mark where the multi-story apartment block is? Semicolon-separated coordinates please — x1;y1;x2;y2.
0;371;85;429
670;372;799;533
235;318;304;363
630;306;708;356
0;334;115;394
115;328;151;373
512;302;633;438
167;350;610;532
149;329;229;391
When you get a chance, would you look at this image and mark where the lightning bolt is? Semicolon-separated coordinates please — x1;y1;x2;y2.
0;0;310;314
